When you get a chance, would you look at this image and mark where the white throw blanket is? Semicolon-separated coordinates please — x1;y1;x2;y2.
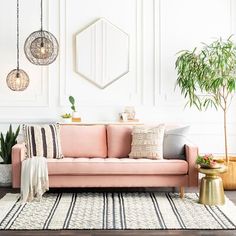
21;156;49;202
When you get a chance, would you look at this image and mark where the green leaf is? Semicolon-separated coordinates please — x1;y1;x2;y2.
175;36;236;161
69;96;77;112
69;96;75;105
0;125;20;164
14;126;20;140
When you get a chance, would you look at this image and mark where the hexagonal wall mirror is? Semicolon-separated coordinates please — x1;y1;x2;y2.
75;18;129;89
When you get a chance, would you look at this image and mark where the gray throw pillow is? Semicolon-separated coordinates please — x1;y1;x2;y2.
163;126;190;159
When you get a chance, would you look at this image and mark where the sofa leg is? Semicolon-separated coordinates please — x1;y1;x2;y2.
180;187;184;198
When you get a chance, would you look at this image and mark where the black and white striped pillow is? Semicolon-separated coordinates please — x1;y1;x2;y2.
23;124;63;159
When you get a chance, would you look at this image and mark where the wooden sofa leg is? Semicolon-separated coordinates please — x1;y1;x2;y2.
180;187;184;198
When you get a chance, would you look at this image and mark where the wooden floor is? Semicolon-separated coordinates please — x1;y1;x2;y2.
0;187;236;236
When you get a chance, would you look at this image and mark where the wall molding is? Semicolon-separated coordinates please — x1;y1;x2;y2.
0;0;50;108
153;0;161;106
230;0;236;34
59;0;145;107
59;0;67;106
154;0;235;108
0;65;49;108
135;0;144;104
58;0;235;109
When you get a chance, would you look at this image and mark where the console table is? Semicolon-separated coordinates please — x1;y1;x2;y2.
59;121;143;125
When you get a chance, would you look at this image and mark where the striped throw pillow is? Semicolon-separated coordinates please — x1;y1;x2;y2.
23;124;63;159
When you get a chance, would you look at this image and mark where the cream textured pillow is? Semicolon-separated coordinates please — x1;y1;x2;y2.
129;124;165;159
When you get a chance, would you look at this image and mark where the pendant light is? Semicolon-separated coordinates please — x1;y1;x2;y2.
6;0;29;91
24;0;59;65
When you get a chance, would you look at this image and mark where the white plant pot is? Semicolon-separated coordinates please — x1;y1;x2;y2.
0;164;12;187
72;111;80;118
61;118;71;124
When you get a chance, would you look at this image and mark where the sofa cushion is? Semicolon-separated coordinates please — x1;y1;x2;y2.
23;124;63;159
60;125;107;158
47;158;188;175
129;124;165;159
164;126;190;159
107;125;133;158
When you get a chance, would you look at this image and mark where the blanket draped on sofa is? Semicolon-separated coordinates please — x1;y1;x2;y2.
21;156;49;202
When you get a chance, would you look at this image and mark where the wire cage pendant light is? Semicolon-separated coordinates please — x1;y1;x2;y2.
6;0;29;91
24;0;59;65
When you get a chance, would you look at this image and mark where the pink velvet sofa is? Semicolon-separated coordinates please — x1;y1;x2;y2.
12;125;198;196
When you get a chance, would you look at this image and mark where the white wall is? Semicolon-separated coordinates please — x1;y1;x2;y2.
0;0;236;155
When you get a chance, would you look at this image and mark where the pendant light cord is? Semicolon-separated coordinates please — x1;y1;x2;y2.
16;0;19;70
40;0;43;31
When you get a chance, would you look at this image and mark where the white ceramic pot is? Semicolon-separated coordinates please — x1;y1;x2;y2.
72;111;80;118
61;118;71;124
0;164;12;187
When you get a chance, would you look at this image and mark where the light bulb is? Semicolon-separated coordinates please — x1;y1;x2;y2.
40;46;46;55
15;76;20;85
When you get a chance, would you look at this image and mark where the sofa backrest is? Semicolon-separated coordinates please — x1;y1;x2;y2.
59;124;189;159
107;124;189;159
107;125;133;158
60;125;107;158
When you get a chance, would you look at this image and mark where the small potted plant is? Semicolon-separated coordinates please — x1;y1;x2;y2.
69;95;81;122
61;113;72;123
196;154;220;169
0;125;20;186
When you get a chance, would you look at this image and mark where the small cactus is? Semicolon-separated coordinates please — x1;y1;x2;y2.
69;96;76;112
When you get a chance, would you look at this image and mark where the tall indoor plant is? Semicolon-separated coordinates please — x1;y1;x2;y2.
0;125;20;186
175;37;236;188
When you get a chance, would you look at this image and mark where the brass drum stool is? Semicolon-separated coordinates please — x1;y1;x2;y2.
198;165;227;205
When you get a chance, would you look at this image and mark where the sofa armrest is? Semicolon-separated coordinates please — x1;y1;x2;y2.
185;144;198;187
12;143;26;188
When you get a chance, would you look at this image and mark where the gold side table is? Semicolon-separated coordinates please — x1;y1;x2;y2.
198;165;227;205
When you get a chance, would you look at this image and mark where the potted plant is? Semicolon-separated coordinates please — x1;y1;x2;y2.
61;113;72;123
196;154;220;169
69;95;81;122
175;36;236;189
0;125;20;186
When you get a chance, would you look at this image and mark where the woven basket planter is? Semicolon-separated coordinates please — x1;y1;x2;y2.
220;157;236;190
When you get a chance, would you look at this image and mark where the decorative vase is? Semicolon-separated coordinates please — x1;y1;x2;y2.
121;112;128;122
0;164;12;187
124;106;135;120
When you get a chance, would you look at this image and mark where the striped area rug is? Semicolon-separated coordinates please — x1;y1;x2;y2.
0;192;236;230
